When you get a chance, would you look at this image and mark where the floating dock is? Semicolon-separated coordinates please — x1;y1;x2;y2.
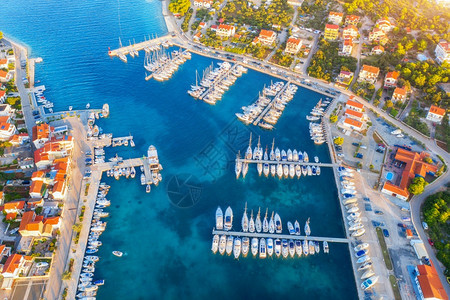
252;81;292;125
94;157;157;186
213;230;348;243
236;158;336;168
198;63;243;101
111;136;134;147
108;36;177;57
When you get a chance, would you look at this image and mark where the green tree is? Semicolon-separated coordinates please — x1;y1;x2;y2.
408;177;428;195
333;137;344;145
169;0;191;16
386;100;393;108
330;115;338;123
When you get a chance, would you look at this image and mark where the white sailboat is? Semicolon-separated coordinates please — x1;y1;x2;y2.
235;152;242;179
242;203;249;232
275;213;282;233
304;218;311;236
245;133;253;160
251;238;258;256
255;208;262;233
259;238;267;259
219;235;226;255
262;208;269;233
226;236;233;256
269;211;275;234
249;210;255;233
275;238;282;257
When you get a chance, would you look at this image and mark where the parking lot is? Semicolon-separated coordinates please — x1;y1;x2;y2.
11;279;47;300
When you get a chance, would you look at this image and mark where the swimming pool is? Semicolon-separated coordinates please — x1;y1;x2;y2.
386;172;394;181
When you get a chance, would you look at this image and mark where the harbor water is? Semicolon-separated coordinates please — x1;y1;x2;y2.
0;0;357;299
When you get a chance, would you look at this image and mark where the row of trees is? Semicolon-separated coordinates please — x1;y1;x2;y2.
422;191;450;276
168;0;190;16
307;40;357;82
219;0;293;29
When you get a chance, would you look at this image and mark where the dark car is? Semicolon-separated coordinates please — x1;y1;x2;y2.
374;210;384;215
397;223;407;228
356;153;363;159
428;238;434;246
352;142;360;146
383;229;390;237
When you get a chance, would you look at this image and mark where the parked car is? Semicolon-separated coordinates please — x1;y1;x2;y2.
360;145;367;149
352;142;360;146
422;222;428;230
397;223;407;228
428;238;434;246
383;229;390;237
356;153;363;159
374;210;384;215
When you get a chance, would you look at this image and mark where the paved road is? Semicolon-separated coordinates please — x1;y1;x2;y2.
410;171;450;295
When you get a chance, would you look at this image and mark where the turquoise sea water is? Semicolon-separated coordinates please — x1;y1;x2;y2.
0;0;357;298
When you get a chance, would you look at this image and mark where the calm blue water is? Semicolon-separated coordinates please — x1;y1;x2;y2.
0;0;357;299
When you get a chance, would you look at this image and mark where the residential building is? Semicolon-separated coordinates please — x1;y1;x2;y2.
371;45;385;55
192;0;213;8
19;211;59;238
328;12;343;25
376;18;393;32
216;24;236;38
0;70;12;82
369;28;388;44
193;32;202;42
324;24;339;41
0;245;11;261
381;148;437;200
52;180;67;200
0;90;5;103
32;123;54;149
0;122;16;141
257;30;277;47
344;109;364;122
358;65;380;84
392;87;407;103
340;38;353;56
9;133;30;146
342;25;358;39
3;201;25;215
2;254;26;279
384;71;400;88
0;104;12;117
285;38;302;54
426;105;446;124
340;117;363;132
18;157;34;170
198;22;206;29
336;70;354;88
287;0;303;6
29;180;45;198
346;98;364;112
0;59;8;69
345;15;360;26
434;41;450;65
414;263;448;300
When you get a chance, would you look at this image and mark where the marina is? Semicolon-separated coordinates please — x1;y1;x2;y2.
108;35;177;59
212;230;348;243
111;136;135;147
236;81;297;130
188;62;247;104
144;47;191;81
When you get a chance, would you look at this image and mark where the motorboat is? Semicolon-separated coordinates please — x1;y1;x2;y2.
281;150;287;161
347;206;359;213
219;235;226;255
282;239;289;258
283;164;289;178
358;261;373;271
361;276;379;290
289;240;295;258
267;238;274;256
323;241;329;253
294;220;300;235
140;174;146;185
309;241;315;255
357;255;371;264
352;228;366;237
295;165;302;178
315;241;320;253
303;240;309;256
295;240;302;257
289;164;295;178
277;164;283;179
354;243;369;252
216;207;223;230
146;184;151;193
211;235;219;254
233;237;241;259
242;237;250;257
85;256;99;262
287;221;295;235
259;238;267;259
361;269;375;280
226;236;234;256
251;238;259;256
275;213;282;233
275;238;282;257
349;223;364;231
342;198;357;205
112;251;123;257
224;206;233;231
355;249;369;258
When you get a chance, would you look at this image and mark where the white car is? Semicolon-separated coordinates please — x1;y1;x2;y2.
422;222;428;230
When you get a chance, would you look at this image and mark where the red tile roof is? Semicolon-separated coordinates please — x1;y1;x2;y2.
346;99;364;109
30;180;44;195
19;211;35;231
0;70;8;78
343;117;363;128
417;263;449;300
345;109;363;118
44;216;60;225
218;24;234;31
259;30;275;39
4;201;25;211
2;254;22;274
325;24;339;30
0;59;7;64
5;213;17;221
429;105;446;116
32;123;53;142
362;64;380;74
287;38;301;45
393;87;406;96
386;71;400;80
0;90;5;97
383;182;409;197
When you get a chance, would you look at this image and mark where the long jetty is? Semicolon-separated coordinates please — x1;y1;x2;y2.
92;157;156;185
198;63;240;100
213;229;349;243
108;36;177;57
252;81;291;125
236;158;337;168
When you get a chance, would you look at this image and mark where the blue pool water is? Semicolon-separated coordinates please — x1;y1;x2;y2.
386;172;394;181
0;0;358;299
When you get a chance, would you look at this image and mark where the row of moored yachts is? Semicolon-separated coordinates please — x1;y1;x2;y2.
235;136;320;179
77;183;114;300
213;206;329;258
144;48;191;81
117;40;174;63
188;62;247;104
236;82;298;130
306;98;330;121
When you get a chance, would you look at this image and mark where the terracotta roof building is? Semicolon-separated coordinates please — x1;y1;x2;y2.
328;11;344;25
341;117;363;132
415;263;448;300
426;105;446;124
324;24;339;41
435;41;450;65
216;24;236;38
285;38;302;54
358;65;380;84
257;30;277;47
346;98;364;112
344;109;364;121
345;15;360;26
392;87;407;103
384;71;400;88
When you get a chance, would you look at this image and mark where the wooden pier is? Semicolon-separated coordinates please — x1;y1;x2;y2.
236;158;337;168
111;136;134;147
212;230;349;243
198;63;241;100
108;35;177;57
252;81;292;125
92;157;156;185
